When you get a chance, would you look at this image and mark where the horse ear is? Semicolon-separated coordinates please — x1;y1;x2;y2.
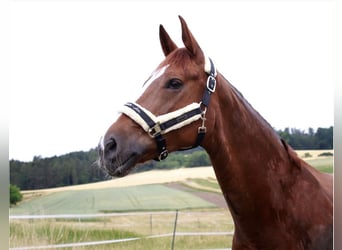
179;15;204;61
159;24;178;56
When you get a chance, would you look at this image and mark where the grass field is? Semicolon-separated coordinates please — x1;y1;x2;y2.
10;184;216;215
305;157;333;173
296;149;333;173
10;150;333;249
9;167;232;249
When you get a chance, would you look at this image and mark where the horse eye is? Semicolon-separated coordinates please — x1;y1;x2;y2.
165;79;183;90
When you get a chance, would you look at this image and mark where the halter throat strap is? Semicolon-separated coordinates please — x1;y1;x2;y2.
120;57;217;161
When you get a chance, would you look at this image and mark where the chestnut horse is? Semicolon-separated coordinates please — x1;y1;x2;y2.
98;16;333;249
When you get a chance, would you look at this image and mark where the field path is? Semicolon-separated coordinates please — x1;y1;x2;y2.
165;183;227;208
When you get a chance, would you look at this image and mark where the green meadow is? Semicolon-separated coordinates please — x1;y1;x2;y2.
10;184;216;215
305;157;333;173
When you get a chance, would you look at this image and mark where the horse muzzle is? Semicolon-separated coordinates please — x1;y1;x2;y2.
97;136;139;177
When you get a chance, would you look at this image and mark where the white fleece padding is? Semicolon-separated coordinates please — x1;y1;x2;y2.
120;103;157;132
204;56;217;77
157;102;202;134
119;102;202;135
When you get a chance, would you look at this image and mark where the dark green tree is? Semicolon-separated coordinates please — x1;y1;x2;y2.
10;184;23;205
315;126;333;149
185;151;211;167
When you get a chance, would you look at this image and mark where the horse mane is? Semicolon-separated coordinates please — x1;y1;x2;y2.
280;138;326;191
221;74;309;172
280;138;303;169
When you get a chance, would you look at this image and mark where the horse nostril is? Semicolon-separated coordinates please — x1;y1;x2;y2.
105;137;117;153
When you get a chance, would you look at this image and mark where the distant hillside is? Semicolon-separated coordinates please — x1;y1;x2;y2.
10;149;105;190
10;126;333;190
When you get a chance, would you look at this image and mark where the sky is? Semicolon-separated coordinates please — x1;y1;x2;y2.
9;1;336;162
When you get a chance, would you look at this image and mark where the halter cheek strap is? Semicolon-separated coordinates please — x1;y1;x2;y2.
119;57;217;161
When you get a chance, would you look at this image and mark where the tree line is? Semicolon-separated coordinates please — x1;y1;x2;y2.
276;126;333;150
10;150;106;190
10;126;333;190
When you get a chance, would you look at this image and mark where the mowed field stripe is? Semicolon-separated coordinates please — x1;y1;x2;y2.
10;184;216;215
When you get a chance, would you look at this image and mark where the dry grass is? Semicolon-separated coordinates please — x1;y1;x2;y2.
10;209;234;249
21;167;217;197
296;149;334;160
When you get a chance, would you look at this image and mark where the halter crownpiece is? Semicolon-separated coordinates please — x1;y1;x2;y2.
119;57;217;161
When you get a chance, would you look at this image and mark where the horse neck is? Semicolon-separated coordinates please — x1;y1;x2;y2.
204;73;288;178
203;74;294;230
201;74;333;248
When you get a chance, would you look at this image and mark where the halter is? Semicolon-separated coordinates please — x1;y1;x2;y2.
120;57;217;161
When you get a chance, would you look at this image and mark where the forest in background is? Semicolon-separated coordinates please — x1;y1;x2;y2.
10;126;333;190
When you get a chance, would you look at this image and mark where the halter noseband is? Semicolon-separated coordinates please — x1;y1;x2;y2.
120;57;217;161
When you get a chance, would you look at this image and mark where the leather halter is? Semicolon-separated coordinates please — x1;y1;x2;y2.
120;57;217;161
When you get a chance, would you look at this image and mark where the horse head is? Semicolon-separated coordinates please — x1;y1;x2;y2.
98;16;218;177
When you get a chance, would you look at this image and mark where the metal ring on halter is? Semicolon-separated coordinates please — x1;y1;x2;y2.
199;101;208;114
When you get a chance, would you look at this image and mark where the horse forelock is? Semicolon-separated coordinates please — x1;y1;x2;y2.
164;48;204;74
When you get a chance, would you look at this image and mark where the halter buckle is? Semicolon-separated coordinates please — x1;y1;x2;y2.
206;75;216;93
148;122;162;138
